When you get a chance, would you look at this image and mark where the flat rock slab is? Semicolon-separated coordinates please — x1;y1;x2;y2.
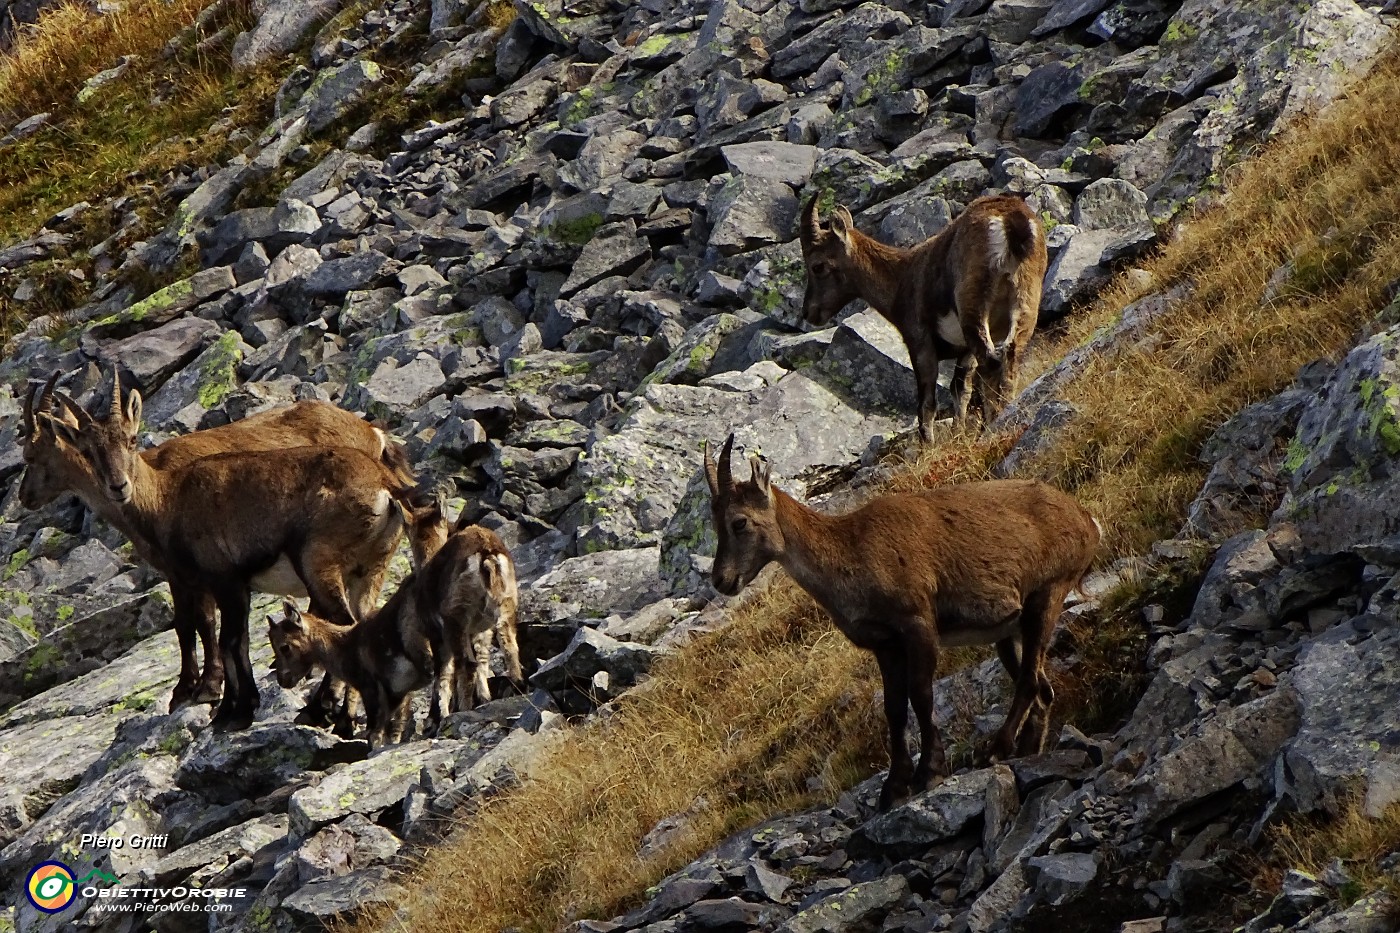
176;724;370;805
1284;623;1400;816
288;741;463;842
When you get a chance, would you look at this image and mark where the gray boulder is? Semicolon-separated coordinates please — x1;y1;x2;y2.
233;0;347;70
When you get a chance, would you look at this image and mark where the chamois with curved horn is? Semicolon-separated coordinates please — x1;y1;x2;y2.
799;193;1047;441
20;368;445;710
41;371;434;729
703;434;1099;811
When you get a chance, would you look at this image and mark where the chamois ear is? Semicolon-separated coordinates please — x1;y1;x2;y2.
749;454;772;498
830;206;855;248
702;439;721;497
280;599;304;629
40;413;81;449
123;386;142;430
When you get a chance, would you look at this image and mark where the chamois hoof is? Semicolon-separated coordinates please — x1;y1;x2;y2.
168;686;196;713
191;682;223;706
877;780;911;813
210;706;255;732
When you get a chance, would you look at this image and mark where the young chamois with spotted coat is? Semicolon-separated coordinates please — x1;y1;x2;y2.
19;369;445;713
703;435;1099;811
46;374;439;730
267;520;522;747
800;193;1047;441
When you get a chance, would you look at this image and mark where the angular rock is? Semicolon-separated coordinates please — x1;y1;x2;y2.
721;142;819;188
175;724;369;805
304;59;383;134
779;874;910;933
561;220;650;296
707;176;799;256
287;741;461;842
530;627;661;697
234;0;347;70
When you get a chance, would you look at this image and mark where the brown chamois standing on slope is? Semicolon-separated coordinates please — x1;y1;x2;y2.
47;377;434;730
267;520;522;747
19;369;445;712
799;193;1048;442
703;435;1099;811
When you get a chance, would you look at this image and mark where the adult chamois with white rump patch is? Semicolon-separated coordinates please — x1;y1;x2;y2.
46;374;439;730
703;435;1099;811
267;520;522;747
18;369;445;713
800;193;1047;441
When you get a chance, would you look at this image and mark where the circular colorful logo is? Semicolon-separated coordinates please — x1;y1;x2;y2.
26;861;76;913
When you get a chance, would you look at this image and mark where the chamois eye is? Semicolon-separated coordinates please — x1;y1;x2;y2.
812;262;830;277
730;517;749;534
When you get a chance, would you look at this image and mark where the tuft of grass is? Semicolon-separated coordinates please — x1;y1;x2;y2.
0;0;231;122
1264;796;1400;906
368;35;1400;933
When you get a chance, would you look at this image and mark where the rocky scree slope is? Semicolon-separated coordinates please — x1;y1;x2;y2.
0;0;1395;930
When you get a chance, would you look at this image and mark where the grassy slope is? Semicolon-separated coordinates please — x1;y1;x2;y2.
0;0;282;336
353;43;1400;933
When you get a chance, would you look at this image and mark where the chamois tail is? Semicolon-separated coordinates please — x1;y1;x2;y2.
1004;208;1039;266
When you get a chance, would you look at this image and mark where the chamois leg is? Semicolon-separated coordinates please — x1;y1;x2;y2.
388;693;413;745
168;585;212;709
431;653;456;730
403;632;439;731
950;352;977;424
496;608;524;691
361;685;389;748
911;343;942;444
211;585;257;732
347;565;385;621
471;626;495;708
1017;670;1055;757
874;644;914;812
995;636;1051;756
989;583;1067;760
907;622;948;794
193;590;225;705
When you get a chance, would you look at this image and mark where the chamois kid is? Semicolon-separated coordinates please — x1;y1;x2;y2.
49;376;430;730
704;435;1099;811
19;369;445;711
267;521;522;746
800;193;1047;441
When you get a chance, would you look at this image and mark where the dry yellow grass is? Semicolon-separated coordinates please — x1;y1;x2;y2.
1265;796;1400;905
0;0;227;122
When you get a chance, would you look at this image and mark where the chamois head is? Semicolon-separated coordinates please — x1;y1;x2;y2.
49;367;143;504
799;194;863;327
703;434;782;596
17;372;86;509
267;600;317;688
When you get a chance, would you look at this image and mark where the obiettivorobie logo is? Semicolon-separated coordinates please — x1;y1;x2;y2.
24;859;245;917
25;862;118;913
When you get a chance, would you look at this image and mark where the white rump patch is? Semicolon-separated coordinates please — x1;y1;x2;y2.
373;488;392;515
936;311;967;347
985;216;1010;272
252;556;308;597
1093;516;1105;537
